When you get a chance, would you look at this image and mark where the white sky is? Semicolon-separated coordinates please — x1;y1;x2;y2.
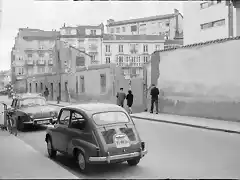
0;0;183;71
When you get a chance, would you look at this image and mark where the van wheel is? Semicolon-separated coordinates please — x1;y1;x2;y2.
47;138;57;158
127;158;140;166
76;150;90;173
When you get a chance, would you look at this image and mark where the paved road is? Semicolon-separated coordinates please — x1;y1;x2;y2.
15;106;240;179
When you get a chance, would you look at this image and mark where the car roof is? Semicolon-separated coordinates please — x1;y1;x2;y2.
14;93;43;99
64;103;125;114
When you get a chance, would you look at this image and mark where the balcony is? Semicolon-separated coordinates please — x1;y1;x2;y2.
16;74;26;80
26;59;34;65
105;51;112;56
37;59;45;65
48;59;53;65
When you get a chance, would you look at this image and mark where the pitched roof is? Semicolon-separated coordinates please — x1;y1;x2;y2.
157;36;240;53
103;34;165;41
107;13;175;27
21;30;60;41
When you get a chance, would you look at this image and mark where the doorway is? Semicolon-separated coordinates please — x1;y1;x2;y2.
29;83;32;93
58;82;61;101
35;83;38;93
50;83;53;100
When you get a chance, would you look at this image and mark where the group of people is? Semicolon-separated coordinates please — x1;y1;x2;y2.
116;84;161;114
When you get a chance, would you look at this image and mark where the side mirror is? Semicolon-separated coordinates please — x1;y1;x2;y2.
51;119;57;125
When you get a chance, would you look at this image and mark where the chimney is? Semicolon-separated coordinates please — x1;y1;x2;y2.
174;9;179;14
107;19;115;25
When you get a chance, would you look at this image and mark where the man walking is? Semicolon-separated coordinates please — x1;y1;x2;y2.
150;84;159;114
44;87;49;101
126;90;134;114
116;88;126;107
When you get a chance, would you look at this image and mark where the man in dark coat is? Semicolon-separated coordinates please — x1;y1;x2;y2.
150;84;159;114
116;88;126;107
126;90;134;114
44;87;49;101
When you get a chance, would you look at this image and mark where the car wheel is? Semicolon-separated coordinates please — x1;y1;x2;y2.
127;158;140;166
47;138;57;158
17;117;24;131
76;151;90;173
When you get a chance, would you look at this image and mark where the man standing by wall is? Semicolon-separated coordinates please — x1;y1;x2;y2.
150;84;159;114
116;88;126;107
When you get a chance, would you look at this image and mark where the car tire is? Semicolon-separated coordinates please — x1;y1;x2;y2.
76;150;90;173
17;117;24;131
47;138;57;158
127;158;140;166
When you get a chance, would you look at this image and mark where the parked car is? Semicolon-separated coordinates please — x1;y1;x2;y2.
45;103;148;173
7;93;58;131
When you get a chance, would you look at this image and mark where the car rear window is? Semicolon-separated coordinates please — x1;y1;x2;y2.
92;111;130;125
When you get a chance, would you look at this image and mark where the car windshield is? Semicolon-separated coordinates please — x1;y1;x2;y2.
20;97;47;107
92;111;130;125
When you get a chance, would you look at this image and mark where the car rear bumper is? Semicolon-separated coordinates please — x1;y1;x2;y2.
89;149;148;163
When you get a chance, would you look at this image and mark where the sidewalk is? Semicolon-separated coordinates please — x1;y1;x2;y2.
0;131;78;179
48;101;240;134
131;112;240;134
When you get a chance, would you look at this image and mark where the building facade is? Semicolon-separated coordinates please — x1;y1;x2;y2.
59;23;104;64
183;0;239;45
106;9;183;40
11;28;59;92
102;34;165;79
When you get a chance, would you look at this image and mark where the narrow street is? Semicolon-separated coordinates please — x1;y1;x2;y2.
16;108;240;179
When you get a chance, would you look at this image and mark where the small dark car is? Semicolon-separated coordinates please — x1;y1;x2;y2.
7;93;58;130
45;103;148;173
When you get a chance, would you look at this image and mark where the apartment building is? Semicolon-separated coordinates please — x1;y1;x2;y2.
102;34;165;79
183;0;239;45
59;23;104;64
106;9;183;40
11;28;59;91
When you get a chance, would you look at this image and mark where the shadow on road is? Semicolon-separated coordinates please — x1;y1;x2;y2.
45;153;137;178
20;125;48;133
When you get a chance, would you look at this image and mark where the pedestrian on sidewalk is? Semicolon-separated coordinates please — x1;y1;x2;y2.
10;116;18;136
126;90;134;114
116;88;126;108
150;84;159;114
44;87;49;101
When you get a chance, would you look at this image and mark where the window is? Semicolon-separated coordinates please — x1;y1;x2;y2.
117;56;124;63
155;45;161;51
80;76;85;93
200;19;225;30
28;54;32;58
118;45;124;53
49;53;53;58
143;45;148;53
105;45;111;52
70;111;86;130
92;111;129;125
106;57;111;64
131;25;137;32
217;0;221;3
11;99;17;108
76;76;78;94
59;109;71;125
29;83;32;93
100;74;106;93
144;56;148;63
110;28;114;33
40;83;43;91
116;27;120;33
20;97;46;107
90;30;96;35
122;27;125;32
91;55;96;62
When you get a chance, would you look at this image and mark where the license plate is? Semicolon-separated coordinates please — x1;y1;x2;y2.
115;136;130;148
37;120;49;124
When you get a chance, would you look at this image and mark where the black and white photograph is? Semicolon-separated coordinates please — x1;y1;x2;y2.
0;0;240;179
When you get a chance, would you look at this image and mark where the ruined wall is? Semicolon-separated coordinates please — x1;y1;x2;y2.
60;64;129;105
152;38;240;121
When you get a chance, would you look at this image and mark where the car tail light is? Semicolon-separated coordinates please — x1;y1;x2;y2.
141;142;145;150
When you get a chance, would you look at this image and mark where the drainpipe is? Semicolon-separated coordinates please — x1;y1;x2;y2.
228;1;234;37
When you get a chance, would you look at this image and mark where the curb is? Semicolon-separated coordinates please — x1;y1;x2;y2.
49;103;240;135
131;115;240;135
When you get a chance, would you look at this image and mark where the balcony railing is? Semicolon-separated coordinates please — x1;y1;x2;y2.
26;59;34;65
37;59;45;65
